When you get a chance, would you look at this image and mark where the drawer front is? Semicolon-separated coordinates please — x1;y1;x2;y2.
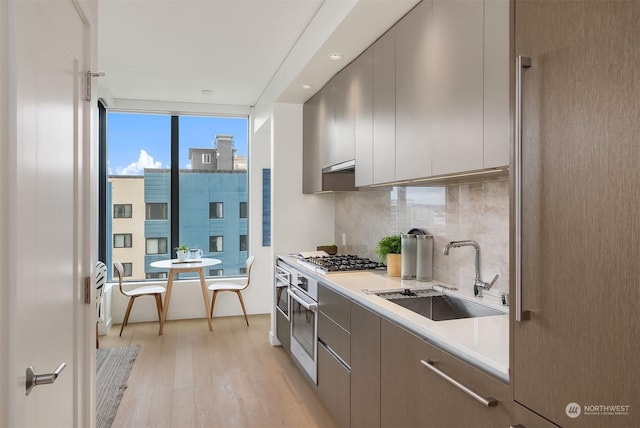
319;283;350;331
318;312;350;366
318;343;351;428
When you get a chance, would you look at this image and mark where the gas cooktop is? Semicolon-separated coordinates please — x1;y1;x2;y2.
299;254;385;273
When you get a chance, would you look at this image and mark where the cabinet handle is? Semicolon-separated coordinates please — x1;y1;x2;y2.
420;360;498;407
515;55;531;322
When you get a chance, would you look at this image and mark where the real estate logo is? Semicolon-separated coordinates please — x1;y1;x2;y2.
565;401;631;418
565;402;581;418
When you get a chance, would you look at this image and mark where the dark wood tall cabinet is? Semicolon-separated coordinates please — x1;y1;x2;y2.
512;1;640;427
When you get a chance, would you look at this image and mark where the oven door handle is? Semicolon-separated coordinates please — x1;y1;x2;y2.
287;288;318;312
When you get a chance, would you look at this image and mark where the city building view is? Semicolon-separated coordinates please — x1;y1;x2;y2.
106;131;248;282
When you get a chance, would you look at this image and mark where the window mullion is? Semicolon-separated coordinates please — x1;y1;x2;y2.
170;115;179;257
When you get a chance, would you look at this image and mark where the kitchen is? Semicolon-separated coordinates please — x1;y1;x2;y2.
271;0;638;426
2;0;638;427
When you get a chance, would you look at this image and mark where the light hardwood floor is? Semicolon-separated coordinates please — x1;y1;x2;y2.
99;314;337;428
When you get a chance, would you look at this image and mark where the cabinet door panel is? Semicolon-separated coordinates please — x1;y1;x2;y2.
318;344;350;428
372;28;396;184
381;319;511;428
429;0;483;175
350;302;380;428
333;64;356;165
354;48;373;187
395;0;432;181
514;1;640;427
303;92;321;193
276;310;290;352
483;0;510;168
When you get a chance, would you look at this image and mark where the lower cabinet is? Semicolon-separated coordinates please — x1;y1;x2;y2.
318;285;352;427
350;302;381;428
381;319;512;428
275;309;290;352
312;289;523;428
318;342;351;428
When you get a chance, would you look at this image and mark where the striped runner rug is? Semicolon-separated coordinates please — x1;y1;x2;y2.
96;345;139;428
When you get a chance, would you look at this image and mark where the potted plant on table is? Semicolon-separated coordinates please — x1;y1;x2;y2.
175;244;189;261
375;234;402;277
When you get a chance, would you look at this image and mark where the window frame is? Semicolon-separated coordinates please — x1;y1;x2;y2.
146;202;168;220
209;235;224;253
209;202;224;219
113;233;132;248
146;237;168;255
113;203;132;218
100;112;249;282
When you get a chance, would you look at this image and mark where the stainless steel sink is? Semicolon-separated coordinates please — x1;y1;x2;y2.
368;288;505;321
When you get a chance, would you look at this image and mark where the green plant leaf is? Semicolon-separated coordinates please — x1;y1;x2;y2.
374;234;402;262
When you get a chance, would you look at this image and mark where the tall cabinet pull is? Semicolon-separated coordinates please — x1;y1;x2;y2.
515;55;531;322
421;360;498;407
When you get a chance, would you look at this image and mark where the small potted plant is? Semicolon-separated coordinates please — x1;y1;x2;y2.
175;244;189;261
375;234;402;277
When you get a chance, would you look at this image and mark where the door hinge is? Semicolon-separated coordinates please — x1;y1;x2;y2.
84;276;91;304
85;71;105;101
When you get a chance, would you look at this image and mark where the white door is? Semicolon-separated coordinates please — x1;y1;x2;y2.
3;1;94;426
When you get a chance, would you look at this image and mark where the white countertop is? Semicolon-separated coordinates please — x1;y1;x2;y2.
279;255;510;383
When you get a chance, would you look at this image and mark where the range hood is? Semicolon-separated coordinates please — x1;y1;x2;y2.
321;159;356;192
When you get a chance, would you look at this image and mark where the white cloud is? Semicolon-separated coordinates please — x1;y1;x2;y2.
116;150;162;175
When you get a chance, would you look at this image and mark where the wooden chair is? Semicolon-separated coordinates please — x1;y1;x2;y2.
114;261;165;336
208;256;255;326
96;261;107;348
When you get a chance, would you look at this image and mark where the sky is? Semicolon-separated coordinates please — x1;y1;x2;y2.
107;112;249;175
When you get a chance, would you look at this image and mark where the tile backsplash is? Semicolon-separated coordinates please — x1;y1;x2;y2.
335;178;509;295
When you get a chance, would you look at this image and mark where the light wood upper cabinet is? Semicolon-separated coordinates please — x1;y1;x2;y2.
332;64;356;167
302;91;322;194
429;0;484;176
372;27;396;184
395;0;433;181
354;48;373;187
303;0;510;189
483;0;510;168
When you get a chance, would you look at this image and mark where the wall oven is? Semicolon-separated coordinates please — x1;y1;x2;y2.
274;264;290;319
287;271;318;384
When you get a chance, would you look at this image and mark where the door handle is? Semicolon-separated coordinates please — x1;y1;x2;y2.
515;55;531;322
26;362;66;395
287;288;317;311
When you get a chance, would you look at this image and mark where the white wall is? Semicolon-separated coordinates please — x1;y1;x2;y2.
271;103;335;257
268;103;335;344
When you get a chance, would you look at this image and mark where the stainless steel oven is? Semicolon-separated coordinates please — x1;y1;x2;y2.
274;264;290;319
287;272;318;383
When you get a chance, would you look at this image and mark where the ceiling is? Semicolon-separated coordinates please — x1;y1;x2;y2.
97;0;419;112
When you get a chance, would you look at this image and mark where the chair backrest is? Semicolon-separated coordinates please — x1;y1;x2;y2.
244;256;255;290
113;261;125;295
96;261;107;313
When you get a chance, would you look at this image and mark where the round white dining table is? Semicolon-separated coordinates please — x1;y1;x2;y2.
150;257;221;334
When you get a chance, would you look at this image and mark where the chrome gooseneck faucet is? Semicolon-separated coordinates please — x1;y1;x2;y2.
443;240;499;297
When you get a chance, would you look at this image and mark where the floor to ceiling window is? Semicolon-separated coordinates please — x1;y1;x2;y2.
102;109;249;282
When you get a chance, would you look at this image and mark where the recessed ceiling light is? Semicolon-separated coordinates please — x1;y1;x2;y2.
302;84;312;90
328;53;343;61
201;89;213;96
